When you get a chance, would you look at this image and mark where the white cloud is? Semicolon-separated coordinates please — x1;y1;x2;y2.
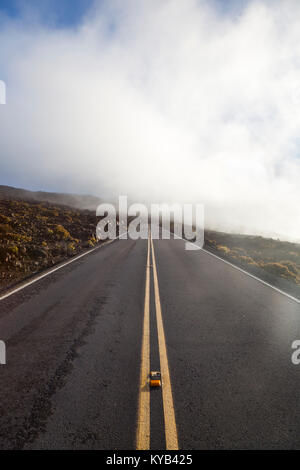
0;0;300;240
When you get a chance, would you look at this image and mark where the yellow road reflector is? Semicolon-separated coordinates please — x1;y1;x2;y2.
151;237;179;449
150;371;161;387
136;236;151;450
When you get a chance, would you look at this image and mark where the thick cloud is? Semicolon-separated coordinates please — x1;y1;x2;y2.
0;0;300;240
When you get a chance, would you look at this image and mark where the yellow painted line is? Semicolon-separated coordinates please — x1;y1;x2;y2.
151;235;179;450
136;235;151;450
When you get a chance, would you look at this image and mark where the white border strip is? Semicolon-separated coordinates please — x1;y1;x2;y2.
0;233;127;302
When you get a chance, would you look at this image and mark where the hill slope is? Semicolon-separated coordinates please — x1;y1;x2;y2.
0;185;101;211
0;198;100;290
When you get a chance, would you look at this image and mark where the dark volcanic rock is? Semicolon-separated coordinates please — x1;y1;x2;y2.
0;199;100;290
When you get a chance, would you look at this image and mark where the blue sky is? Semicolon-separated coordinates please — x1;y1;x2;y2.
0;0;250;28
0;0;96;27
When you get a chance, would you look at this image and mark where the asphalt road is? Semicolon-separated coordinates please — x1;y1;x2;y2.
0;235;300;449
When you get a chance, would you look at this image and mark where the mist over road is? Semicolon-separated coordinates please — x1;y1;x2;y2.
0;235;299;450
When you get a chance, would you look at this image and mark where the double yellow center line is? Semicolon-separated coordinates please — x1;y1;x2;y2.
136;232;178;450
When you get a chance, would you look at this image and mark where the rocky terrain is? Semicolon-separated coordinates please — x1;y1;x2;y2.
0;198;100;291
205;230;300;286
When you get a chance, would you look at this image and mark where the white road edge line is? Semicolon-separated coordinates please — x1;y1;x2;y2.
0;232;128;302
166;230;300;305
201;247;300;305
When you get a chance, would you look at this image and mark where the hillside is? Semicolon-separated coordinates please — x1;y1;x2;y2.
0;198;100;291
205;229;300;298
205;230;300;284
0;185;101;211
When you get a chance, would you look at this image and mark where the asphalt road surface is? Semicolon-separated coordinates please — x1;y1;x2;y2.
0;234;300;450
